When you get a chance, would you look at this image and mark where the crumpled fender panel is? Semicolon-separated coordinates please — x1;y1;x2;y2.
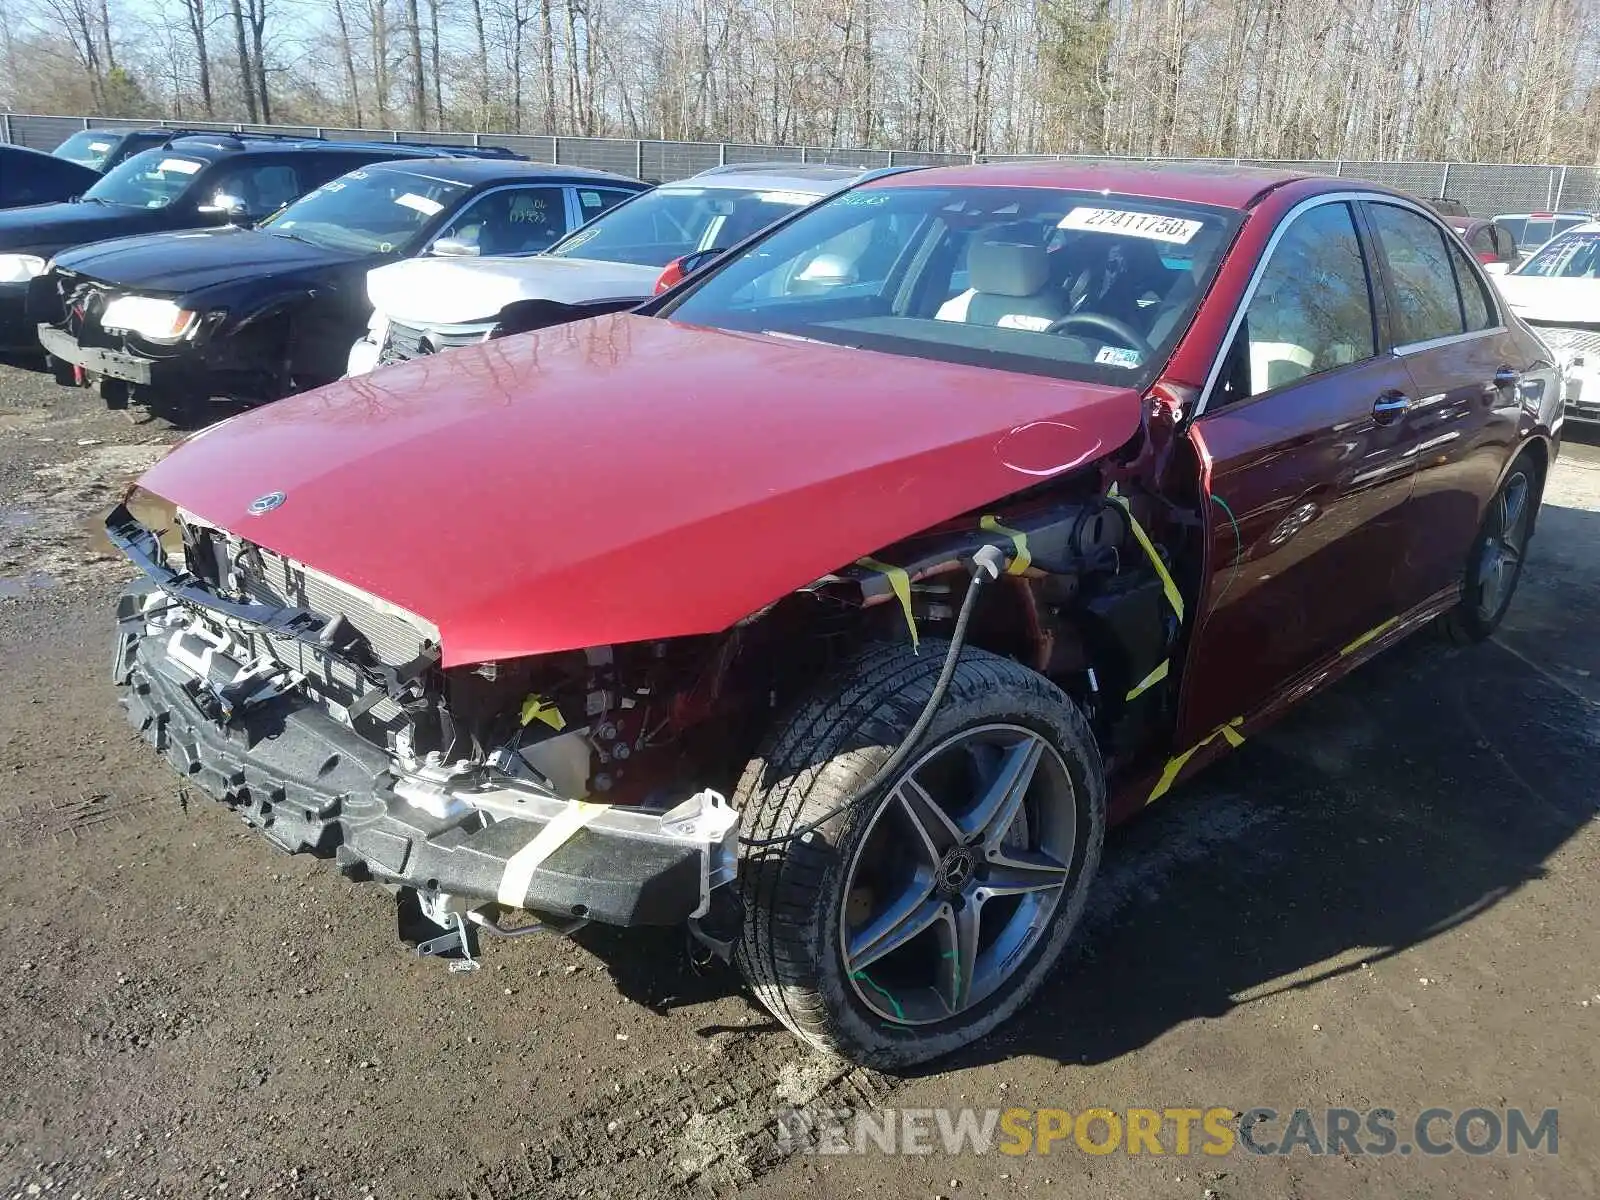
137;313;1142;665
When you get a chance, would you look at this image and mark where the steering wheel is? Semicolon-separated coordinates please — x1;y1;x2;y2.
1044;312;1155;358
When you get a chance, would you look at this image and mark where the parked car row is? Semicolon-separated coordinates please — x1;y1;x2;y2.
1490;218;1600;425
75;151;1564;1068
32;152;648;415
348;162;880;374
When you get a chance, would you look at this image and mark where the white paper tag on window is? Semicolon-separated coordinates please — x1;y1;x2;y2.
997;313;1053;332
756;190;819;206
89;141;111;152
158;158;202;175
1060;207;1202;244
580;190;602;207
1095;345;1143;368
395;192;444;216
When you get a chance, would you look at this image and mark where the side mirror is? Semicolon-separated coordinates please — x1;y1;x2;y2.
653;247;725;295
429;236;480;258
1483;261;1510;276
198;193;249;223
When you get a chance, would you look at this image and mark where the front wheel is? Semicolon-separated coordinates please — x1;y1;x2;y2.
733;642;1105;1066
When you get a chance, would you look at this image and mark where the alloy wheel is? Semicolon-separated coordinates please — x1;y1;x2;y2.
839;723;1078;1026
1474;470;1532;623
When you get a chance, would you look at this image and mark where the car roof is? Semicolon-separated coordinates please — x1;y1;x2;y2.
155;134;381;161
863;159;1325;209
685;162;878;195
360;156;642;186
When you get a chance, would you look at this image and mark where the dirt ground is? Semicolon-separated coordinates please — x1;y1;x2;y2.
2;364;1597;1200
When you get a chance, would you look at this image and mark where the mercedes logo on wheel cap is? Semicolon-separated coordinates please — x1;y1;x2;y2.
247;490;287;516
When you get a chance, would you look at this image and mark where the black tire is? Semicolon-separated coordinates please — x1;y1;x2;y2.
1440;453;1542;644
733;641;1105;1067
46;354;77;389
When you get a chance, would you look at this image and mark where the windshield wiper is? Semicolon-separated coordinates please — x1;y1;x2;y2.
267;227;319;247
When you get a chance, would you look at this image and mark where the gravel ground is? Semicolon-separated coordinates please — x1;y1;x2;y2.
2;362;1597;1199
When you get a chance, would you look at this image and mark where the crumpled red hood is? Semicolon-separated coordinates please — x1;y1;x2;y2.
141;313;1141;666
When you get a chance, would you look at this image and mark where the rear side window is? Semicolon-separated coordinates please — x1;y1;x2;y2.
1218;201;1377;401
575;187;634;219
1446;242;1495;331
1521;218;1553;249
1466;225;1495;255
1366;202;1464;346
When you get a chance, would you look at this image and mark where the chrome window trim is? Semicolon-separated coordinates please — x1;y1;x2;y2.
1389;325;1506;357
1195;190;1504;418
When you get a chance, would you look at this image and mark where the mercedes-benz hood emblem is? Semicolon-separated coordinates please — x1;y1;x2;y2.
247;490;287;516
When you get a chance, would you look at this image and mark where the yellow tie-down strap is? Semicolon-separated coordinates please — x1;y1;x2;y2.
1107;484;1184;624
1147;717;1245;805
857;556;919;651
980;515;1032;574
1125;658;1170;702
1340;616;1400;658
497;800;608;908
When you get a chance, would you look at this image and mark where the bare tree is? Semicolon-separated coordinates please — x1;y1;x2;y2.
9;0;1600;167
228;0;256;120
405;0;425;127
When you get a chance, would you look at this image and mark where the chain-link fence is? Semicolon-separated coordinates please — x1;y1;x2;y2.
4;111;1593;218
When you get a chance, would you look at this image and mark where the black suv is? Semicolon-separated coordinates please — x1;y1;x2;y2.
34;158;647;419
50;127;217;173
0;132;520;350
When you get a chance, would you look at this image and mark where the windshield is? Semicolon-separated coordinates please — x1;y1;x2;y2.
54;130;120;170
661;185;1236;386
83;149;208;208
1514;230;1600;279
546;185;819;267
261;167;468;253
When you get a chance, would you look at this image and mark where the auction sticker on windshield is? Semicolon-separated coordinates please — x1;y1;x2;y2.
1060;207;1202;243
395;192;445;216
157;158;202;175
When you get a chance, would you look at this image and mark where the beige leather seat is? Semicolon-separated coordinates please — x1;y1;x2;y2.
937;237;1071;332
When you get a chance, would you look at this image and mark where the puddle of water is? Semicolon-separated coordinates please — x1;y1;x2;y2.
78;509;118;557
0;572;57;600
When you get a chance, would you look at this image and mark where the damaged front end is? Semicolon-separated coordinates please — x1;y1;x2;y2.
107;499;740;941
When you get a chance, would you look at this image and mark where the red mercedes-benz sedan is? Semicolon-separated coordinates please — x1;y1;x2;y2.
105;163;1560;1065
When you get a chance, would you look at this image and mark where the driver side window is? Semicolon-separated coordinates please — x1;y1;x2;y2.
434;186;569;256
1217;201;1378;405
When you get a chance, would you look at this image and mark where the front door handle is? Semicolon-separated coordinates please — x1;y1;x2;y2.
1372;390;1411;422
1492;365;1522;391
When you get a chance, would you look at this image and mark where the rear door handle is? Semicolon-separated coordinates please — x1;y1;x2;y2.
1372;391;1411;422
